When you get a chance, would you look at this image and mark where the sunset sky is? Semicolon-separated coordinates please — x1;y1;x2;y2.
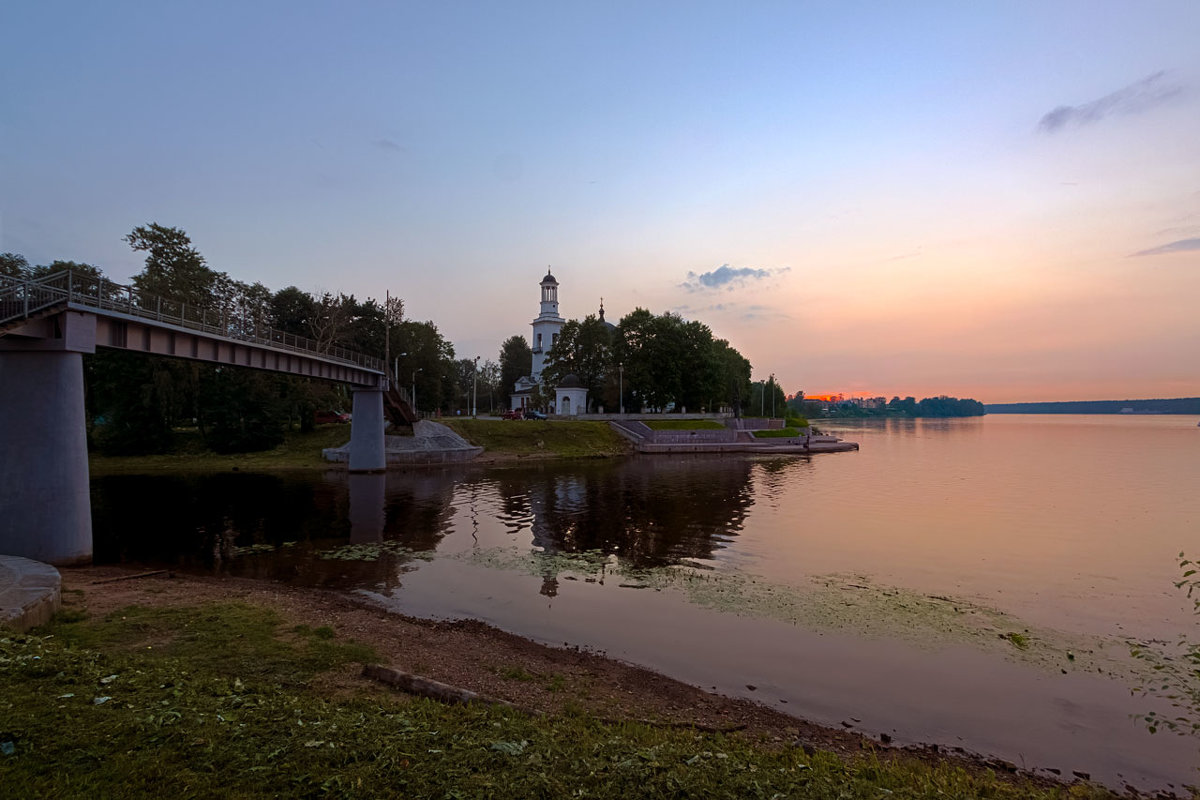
4;2;1198;403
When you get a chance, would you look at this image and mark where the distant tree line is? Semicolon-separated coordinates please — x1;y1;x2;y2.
3;225;496;454
986;398;1200;415
500;308;759;415
788;394;985;418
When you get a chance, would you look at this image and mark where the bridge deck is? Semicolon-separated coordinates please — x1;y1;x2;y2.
1;271;383;386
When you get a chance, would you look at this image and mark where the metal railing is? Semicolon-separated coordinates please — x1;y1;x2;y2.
0;270;383;372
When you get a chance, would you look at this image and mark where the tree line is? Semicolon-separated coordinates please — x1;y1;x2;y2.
496;309;761;415
3;225;498;454
788;394;986;418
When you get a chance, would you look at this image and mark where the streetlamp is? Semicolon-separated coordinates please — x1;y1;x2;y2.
394;352;407;392
472;356;479;418
770;373;776;418
618;362;624;415
412;368;422;417
759;379;765;417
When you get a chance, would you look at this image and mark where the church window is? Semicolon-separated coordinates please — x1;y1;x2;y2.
536;333;542;350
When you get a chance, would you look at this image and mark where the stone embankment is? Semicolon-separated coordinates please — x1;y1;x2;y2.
0;555;61;631
610;421;859;454
323;420;483;466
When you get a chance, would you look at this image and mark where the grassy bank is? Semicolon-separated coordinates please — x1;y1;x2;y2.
444;419;630;458
1;599;1116;799
88;425;350;475
644;419;726;431
752;427;804;438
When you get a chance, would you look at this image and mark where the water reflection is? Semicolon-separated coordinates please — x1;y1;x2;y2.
91;455;761;592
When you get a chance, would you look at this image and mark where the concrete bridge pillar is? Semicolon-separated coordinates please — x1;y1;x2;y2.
0;350;93;565
348;387;386;472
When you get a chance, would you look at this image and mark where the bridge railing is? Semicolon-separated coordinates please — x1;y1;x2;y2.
0;270;383;372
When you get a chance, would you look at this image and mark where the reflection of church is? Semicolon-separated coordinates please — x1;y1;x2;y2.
510;269;589;415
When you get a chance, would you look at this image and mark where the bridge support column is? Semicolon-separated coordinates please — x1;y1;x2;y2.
348;388;386;472
0;351;93;565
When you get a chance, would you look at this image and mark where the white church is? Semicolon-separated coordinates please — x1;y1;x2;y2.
510;269;589;416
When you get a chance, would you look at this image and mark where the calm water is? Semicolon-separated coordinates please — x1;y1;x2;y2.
91;415;1200;791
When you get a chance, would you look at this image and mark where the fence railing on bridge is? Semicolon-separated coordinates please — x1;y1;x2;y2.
0;270;383;372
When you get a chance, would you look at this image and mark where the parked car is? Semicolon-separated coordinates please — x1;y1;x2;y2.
523;409;548;420
501;409;524;420
314;409;350;424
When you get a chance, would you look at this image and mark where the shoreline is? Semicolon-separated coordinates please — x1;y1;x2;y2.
45;565;1135;797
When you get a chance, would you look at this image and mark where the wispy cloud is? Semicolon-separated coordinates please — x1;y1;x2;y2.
681;264;789;292
672;301;788;323
1131;237;1200;257
1038;71;1182;133
373;138;405;152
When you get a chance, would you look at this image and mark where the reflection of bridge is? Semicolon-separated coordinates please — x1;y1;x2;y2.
0;271;391;565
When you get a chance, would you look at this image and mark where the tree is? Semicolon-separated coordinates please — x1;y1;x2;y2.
477;359;501;413
309;292;357;354
498;335;532;408
542;314;613;411
0;253;30;279
713;339;752;416
749;377;787;418
394;320;456;413
453;358;477;413
125;224;215;306
197;368;287;453
270;286;318;337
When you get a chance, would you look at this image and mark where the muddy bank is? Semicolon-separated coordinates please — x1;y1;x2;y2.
57;566;1131;796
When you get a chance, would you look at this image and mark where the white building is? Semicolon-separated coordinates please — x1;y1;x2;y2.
511;269;568;411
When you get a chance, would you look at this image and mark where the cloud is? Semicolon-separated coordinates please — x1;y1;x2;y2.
373;138;405;152
671;301;789;324
1038;71;1182;133
1131;237;1200;257
681;264;789;292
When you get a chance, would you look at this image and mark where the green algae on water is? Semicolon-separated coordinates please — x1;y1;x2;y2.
451;546;1124;678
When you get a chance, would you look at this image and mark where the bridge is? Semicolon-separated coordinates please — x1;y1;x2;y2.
0;270;395;566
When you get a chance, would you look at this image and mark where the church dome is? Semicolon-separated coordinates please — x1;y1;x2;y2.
541;267;558;285
558;373;583;388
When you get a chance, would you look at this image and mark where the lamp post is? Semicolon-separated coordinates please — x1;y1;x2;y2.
394;353;407;393
472;356;479;418
770;373;776;418
618;362;624;415
412;368;422;417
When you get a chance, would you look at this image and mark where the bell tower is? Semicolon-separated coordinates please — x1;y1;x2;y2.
530;267;565;380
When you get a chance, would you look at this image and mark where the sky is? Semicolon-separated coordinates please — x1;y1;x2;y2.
3;1;1199;404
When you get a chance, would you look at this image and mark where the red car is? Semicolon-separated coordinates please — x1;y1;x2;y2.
501;409;524;420
314;410;350;424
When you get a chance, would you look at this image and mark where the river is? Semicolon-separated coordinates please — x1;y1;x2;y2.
91;414;1200;792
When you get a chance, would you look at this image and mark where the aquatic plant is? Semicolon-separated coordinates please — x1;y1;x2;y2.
318;541;432;562
1129;553;1200;738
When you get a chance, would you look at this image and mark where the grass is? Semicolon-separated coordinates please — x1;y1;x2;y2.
752;427;803;438
88;425;350;475
444;419;630;458
0;602;1118;799
643;419;727;431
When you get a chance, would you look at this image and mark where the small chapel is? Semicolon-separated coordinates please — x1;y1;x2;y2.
510;269;590;415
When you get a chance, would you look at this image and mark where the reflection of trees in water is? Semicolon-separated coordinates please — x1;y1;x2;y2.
498;456;756;571
379;468;458;551
91;472;348;568
90;469;462;590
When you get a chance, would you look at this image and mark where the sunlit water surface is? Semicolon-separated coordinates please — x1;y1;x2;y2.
92;415;1200;791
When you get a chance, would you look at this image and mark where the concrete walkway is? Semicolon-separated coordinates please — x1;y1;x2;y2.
0;555;61;632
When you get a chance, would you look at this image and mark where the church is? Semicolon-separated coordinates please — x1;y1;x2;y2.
510;269;591;415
